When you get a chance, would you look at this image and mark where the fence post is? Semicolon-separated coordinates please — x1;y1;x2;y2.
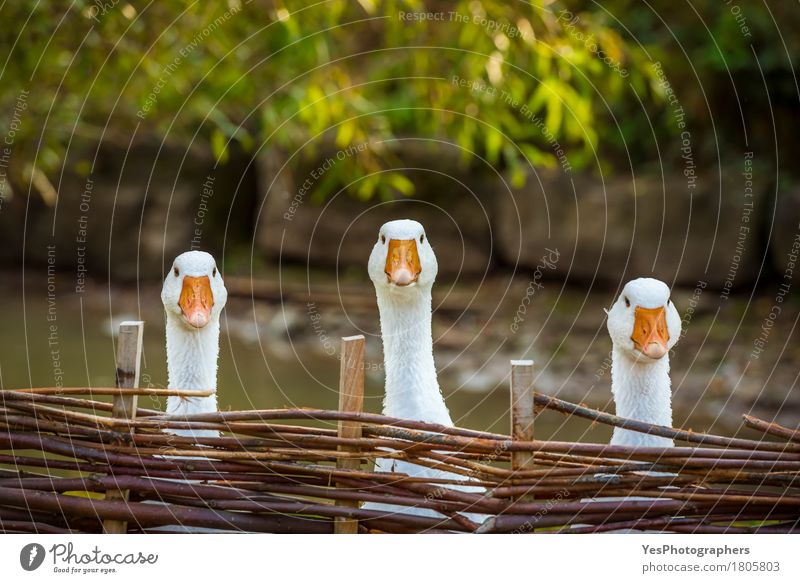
334;335;365;534
510;360;535;502
102;321;144;534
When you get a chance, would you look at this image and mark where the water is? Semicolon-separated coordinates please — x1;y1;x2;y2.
3;270;793;443
0;273;609;442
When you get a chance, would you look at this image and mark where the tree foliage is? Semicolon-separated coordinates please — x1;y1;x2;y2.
9;1;784;202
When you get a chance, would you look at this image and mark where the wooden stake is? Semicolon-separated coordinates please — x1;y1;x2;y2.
334;335;365;534
510;360;535;502
103;321;144;534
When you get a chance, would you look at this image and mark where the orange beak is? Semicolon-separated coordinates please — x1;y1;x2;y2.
631;306;669;359
179;276;214;328
385;239;421;286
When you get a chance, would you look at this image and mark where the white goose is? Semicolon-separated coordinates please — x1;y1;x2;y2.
605;278;681;446
575;279;682;532
160;250;228;438
364;219;483;521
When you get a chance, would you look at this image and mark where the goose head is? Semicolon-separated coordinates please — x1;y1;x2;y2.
606;278;681;362
161;251;228;329
368;219;438;295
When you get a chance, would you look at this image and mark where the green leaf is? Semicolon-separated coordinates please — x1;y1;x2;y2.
211;129;229;164
356;175;378;200
545;89;563;136
386;172;415;196
485;130;503;164
336;120;357;148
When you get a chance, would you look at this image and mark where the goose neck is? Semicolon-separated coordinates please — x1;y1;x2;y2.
165;313;219;415
610;345;673;447
376;287;451;425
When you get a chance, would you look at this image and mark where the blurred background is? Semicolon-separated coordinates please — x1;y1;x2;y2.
0;1;798;440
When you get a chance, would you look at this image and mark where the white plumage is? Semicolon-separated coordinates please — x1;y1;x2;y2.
160;250;227;438
605;277;682;447
574;279;683;533
364;220;484;521
149;251;228;533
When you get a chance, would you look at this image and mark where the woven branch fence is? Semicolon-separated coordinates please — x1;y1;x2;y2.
0;322;798;534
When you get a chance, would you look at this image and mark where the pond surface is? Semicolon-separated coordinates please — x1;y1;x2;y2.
0;273;593;441
2;269;797;443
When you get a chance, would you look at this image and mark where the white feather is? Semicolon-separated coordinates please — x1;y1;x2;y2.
364;220;485;523
160;250;227;438
605;278;682;446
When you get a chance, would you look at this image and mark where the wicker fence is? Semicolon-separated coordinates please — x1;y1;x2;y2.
0;323;798;534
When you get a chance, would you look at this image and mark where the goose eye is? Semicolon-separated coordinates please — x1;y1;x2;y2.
624;296;630;308
420;234;425;244
212;267;217;277
380;235;386;244
173;266;179;277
